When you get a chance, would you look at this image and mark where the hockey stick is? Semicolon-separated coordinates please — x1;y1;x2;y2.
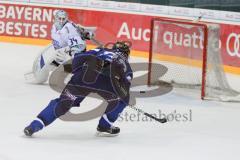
128;105;167;123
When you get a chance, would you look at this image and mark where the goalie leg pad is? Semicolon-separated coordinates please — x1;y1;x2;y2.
24;45;59;84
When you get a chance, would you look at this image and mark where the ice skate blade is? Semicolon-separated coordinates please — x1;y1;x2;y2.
95;131;119;137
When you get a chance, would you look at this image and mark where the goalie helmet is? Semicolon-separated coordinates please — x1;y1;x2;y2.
54;10;68;30
112;41;131;59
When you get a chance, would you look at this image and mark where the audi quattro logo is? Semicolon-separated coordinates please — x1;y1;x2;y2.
226;33;240;58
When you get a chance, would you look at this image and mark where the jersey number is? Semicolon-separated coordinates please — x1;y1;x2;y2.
69;38;78;46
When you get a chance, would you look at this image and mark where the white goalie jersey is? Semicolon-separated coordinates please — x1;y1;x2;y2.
24;21;96;84
51;21;87;55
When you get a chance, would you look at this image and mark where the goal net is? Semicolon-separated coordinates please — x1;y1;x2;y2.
148;18;240;102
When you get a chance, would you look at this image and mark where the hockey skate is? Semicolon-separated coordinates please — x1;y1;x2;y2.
96;125;120;137
24;120;43;137
24;126;34;137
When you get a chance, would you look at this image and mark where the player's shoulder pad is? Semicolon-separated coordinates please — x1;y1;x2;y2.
85;48;104;55
62;21;76;33
65;21;74;28
73;48;107;63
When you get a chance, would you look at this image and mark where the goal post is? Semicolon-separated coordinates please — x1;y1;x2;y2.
148;17;240;102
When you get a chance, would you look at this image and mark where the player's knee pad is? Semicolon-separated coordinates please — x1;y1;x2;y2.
54;99;73;117
37;98;75;126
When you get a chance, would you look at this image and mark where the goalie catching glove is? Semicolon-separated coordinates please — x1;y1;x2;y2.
51;44;85;65
52;46;71;64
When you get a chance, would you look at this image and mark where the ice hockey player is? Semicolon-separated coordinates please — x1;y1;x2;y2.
24;41;133;137
24;10;95;84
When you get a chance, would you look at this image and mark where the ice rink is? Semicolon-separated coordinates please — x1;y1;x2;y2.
0;42;240;160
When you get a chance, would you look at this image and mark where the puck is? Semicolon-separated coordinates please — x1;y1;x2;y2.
140;91;146;93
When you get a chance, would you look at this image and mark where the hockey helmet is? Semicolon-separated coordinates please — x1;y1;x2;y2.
54;10;68;30
112;41;132;58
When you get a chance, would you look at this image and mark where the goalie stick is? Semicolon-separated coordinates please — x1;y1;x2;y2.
128;105;167;123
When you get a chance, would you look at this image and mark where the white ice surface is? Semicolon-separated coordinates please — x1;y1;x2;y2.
0;42;240;160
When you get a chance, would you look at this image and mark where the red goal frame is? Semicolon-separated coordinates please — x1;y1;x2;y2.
148;18;209;99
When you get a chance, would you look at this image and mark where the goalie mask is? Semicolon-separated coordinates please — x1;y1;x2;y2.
112;41;131;59
54;10;68;30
